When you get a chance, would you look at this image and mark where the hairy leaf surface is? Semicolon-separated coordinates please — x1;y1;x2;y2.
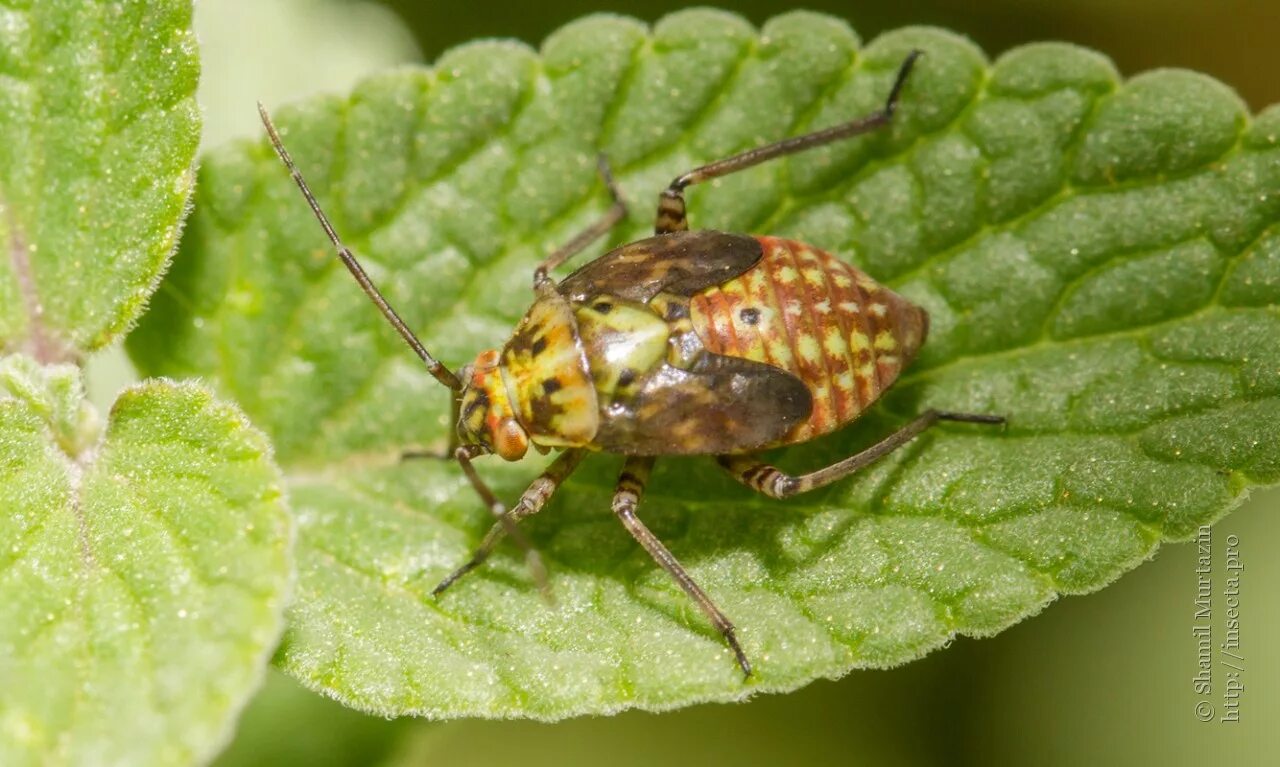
0;0;200;357
0;358;291;765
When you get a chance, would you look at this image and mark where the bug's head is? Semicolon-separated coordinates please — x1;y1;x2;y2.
456;349;530;461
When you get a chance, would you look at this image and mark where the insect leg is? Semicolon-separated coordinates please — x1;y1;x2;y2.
654;49;922;234
258;104;462;392
612;456;752;678
434;448;586;599
717;409;1004;498
532;154;629;288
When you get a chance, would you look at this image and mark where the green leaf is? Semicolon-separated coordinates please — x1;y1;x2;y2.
0;356;291;765
129;10;1280;718
0;0;200;358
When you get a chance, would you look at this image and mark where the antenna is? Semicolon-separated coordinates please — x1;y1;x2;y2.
258;103;462;393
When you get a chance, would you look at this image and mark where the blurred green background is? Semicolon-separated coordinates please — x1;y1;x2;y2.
102;1;1280;764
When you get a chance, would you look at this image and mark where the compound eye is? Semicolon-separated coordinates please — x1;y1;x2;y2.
491;417;529;461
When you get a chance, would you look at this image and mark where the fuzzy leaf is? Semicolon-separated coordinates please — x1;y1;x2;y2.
0;0;200;358
0;357;291;765
129;11;1280;718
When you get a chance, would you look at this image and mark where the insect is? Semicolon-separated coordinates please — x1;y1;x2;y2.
259;50;1003;679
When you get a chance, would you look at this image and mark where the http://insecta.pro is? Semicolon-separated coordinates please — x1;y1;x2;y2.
259;50;1004;679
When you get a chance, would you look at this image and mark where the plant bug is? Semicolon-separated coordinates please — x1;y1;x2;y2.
259;50;1004;679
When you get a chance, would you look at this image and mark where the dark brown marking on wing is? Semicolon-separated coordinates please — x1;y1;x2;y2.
593;353;812;456
559;230;763;304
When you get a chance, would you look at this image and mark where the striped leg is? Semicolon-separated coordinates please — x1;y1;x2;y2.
654;50;922;234
433;448;586;599
532;154;628;288
718;410;1004;499
612;456;752;678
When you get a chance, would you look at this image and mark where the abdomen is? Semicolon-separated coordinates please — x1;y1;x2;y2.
688;236;927;445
